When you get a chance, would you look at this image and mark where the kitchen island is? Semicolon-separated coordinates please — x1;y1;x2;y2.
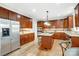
37;31;79;51
38;33;54;50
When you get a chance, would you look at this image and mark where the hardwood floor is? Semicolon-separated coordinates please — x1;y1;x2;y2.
7;40;64;56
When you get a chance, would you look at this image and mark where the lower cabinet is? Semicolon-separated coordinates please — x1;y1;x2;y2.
40;36;53;50
20;33;35;45
71;37;79;47
52;32;70;40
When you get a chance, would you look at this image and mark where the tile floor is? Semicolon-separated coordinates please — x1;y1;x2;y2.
7;39;64;56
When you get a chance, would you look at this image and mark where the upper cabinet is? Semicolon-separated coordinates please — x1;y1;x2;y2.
37;17;73;29
55;20;63;28
37;21;44;28
49;20;63;28
0;7;32;28
63;16;73;30
75;13;79;27
9;11;17;21
63;18;68;28
17;16;32;28
75;4;79;27
0;7;9;19
27;19;32;28
37;20;64;29
68;16;73;28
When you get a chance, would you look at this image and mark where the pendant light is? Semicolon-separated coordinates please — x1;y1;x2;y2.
44;11;51;26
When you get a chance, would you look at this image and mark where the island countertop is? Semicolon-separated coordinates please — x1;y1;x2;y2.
38;33;53;36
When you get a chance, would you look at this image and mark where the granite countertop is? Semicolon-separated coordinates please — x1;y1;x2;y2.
20;31;34;35
65;31;79;37
38;33;53;36
55;31;79;37
38;31;79;37
44;31;79;37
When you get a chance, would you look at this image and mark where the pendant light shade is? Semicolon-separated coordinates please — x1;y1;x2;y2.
44;21;51;26
44;11;50;26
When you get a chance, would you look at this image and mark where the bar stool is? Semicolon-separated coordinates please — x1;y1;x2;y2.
59;37;71;56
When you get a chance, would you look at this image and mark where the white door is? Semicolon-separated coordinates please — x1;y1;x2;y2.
10;21;20;51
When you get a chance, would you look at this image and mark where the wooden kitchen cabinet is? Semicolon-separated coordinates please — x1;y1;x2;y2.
0;7;9;19
71;36;79;47
0;7;32;28
63;18;68;28
52;32;70;40
17;16;25;28
26;20;32;28
40;36;53;50
48;20;63;28
20;33;35;45
28;33;35;42
37;21;44;28
37;20;64;29
9;11;17;21
63;16;73;30
68;16;73;30
19;16;32;28
20;35;28;45
75;14;79;27
75;4;79;27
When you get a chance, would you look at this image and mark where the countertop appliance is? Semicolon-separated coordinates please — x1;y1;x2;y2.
0;18;20;56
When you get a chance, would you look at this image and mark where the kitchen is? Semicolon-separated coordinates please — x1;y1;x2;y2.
0;3;79;56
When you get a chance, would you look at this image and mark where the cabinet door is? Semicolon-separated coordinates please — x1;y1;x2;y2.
71;37;79;47
20;35;26;45
20;35;29;45
20;16;27;28
68;16;73;30
28;33;34;42
0;7;9;19
9;11;17;20
40;36;52;49
19;16;32;28
63;18;68;28
37;21;44;28
28;20;32;28
75;14;79;27
75;5;79;27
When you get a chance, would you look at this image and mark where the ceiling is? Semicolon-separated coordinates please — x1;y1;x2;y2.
0;3;77;21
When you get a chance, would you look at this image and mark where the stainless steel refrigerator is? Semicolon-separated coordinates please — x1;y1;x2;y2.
0;18;20;56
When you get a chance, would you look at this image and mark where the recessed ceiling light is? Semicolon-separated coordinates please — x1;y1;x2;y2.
32;9;36;12
43;16;45;19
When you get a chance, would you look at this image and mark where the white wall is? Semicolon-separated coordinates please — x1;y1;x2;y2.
71;9;79;31
71;9;76;31
32;19;38;45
